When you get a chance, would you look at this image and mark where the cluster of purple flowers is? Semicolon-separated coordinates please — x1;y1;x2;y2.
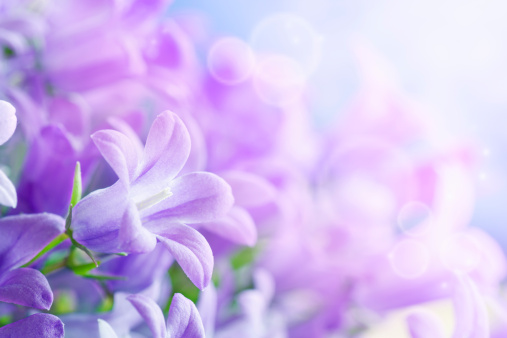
0;1;505;337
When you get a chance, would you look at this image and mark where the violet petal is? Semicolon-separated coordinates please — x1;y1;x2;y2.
143;172;234;224
0;100;16;146
0;213;65;274
166;293;205;338
0;268;53;310
91;129;139;185
0;169;17;208
152;222;213;290
127;294;166;338
0;313;64;338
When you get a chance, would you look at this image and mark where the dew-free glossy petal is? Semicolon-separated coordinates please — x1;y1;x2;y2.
0;268;53;310
127;294;166;338
72;182;128;253
0;100;16;146
152;222;213;289
0;169;17;208
134;112;190;192
222;171;276;208
199;206;257;246
97;319;119;338
118;201;157;253
0;313;64;338
144;172;233;224
0;213;65;274
166;293;205;338
91;129;139;185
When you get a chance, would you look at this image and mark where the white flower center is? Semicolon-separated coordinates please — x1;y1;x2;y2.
135;187;173;211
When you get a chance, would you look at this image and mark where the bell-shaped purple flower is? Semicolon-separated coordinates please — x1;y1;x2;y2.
72;111;234;289
98;293;205;338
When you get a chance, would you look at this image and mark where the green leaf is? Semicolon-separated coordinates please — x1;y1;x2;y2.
70;161;82;208
231;246;259;270
82;273;127;281
70;262;101;276
97;294;114;313
164;262;200;314
50;290;77;315
3;46;14;59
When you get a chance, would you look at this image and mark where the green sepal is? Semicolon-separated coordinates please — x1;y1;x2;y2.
70;161;82;208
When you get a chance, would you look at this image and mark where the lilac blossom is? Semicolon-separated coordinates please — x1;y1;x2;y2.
71;111;234;289
98;293;205;338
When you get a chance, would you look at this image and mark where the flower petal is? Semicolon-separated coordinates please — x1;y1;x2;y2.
72;182;128;253
0;313;64;338
143;172;234;224
118;201;157;254
0;169;17;208
0;213;65;274
91;129;138;185
167;293;205;338
151;222;213;290
127;294;166;338
197;285;217;338
97;319;119;338
222;171;276;208
406;309;445;338
0;100;16;146
133;111;190;192
199;206;257;246
0;268;52;310
452;273;489;338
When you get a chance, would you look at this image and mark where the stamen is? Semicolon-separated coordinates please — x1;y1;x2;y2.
135;188;173;211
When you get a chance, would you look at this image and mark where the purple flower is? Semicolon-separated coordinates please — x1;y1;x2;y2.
98;293;205;338
72;111;234;289
0;313;64;338
0;100;17;208
0;213;65;310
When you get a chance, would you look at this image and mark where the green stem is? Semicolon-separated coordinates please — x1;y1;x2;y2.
21;233;69;268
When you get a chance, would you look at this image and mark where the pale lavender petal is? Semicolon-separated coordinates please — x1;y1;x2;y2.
0;100;16;146
107;116;144;160
222;171;276;208
166;293;205;338
199;206;257;246
406;309;445;338
0;313;64;338
151;222;213;289
127;294;166;338
0;213;65;274
143;172;234;224
97;319;119;338
118;201;157;254
72;182;128;253
197;285;217;338
0;169;17;208
452;274;489;338
0;268;52;310
133;111;190;192
91;129;139;184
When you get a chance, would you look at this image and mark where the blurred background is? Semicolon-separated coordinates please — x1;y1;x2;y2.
172;0;507;252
